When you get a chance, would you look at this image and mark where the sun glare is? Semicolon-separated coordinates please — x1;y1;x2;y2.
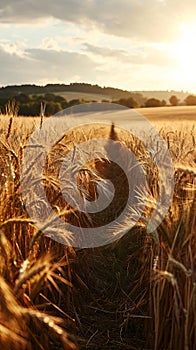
172;23;196;89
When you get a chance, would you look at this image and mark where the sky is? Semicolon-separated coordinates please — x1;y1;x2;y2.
1;0;196;92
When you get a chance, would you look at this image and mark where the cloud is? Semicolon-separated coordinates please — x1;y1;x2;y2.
0;45;96;85
1;0;196;41
83;43;175;67
83;43;128;59
0;30;176;89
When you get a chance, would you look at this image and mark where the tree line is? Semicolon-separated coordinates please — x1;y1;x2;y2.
0;83;146;102
115;94;196;108
1;92;196;116
0;93;84;116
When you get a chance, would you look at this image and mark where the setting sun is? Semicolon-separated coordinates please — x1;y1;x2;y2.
172;23;196;89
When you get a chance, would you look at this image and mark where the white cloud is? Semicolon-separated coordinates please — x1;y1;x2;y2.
0;0;196;42
40;38;61;51
0;45;97;86
83;43;175;67
0;41;175;90
0;1;195;90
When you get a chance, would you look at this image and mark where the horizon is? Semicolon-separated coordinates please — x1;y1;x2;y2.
1;1;196;92
0;81;192;95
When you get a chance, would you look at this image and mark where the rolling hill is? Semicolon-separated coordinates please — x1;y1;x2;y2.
0;83;190;105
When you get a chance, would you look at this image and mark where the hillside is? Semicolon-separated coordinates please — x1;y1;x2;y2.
136;90;190;103
0;83;190;104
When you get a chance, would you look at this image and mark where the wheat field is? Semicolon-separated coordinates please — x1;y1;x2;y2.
0;108;195;350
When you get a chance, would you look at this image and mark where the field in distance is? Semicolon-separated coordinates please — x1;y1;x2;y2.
68;104;196;127
138;105;196;121
54;90;112;102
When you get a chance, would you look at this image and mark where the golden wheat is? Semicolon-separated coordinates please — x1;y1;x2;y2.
0;110;195;349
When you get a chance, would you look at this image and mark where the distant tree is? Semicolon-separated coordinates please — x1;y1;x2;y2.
19;103;33;116
32;94;44;101
125;97;138;108
53;95;66;103
114;97;138;108
184;94;196;105
19;102;41;116
44;93;56;101
45;102;62;116
67;99;81;107
0;98;8;112
169;95;179;106
145;98;161;107
60;100;69;109
14;93;31;103
161;99;167;106
29;102;41;116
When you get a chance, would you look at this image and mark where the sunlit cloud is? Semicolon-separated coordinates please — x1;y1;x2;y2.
0;1;196;91
0;45;97;86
